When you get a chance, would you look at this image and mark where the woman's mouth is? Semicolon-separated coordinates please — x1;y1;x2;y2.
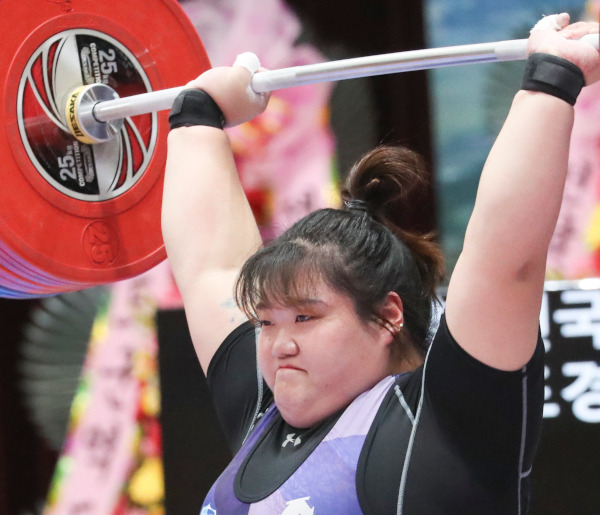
278;364;303;371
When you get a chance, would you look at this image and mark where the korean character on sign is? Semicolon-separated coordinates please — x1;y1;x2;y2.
543;365;560;418
540;292;560;418
553;290;600;350
540;291;551;352
561;361;600;423
99;347;134;383
85;424;120;473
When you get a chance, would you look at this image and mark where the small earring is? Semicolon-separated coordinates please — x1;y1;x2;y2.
391;324;402;335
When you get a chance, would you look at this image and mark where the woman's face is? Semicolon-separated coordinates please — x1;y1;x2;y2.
256;281;395;428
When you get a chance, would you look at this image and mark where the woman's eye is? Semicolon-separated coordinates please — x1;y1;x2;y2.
257;319;272;327
296;314;311;322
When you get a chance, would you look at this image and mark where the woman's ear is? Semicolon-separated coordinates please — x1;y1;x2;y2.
378;291;404;340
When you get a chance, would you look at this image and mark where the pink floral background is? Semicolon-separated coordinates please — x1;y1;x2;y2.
546;1;600;278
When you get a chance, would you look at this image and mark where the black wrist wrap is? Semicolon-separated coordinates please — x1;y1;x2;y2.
169;89;226;130
521;53;585;106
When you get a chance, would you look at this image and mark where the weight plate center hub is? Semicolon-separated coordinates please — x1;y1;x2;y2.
15;27;157;203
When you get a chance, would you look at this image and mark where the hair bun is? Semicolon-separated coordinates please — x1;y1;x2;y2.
341;145;445;296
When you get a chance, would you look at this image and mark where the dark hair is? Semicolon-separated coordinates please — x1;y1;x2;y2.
235;145;445;358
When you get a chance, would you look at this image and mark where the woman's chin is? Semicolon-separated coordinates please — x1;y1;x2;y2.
279;410;314;429
275;395;316;429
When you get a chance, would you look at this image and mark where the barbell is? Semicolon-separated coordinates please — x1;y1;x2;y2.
0;0;597;298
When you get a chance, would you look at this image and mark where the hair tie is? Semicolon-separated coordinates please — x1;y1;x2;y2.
344;199;370;214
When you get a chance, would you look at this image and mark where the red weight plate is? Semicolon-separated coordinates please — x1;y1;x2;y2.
0;0;210;289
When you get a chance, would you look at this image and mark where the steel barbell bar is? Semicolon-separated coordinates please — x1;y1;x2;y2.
70;34;599;144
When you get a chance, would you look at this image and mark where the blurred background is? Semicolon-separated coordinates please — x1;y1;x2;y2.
1;0;599;513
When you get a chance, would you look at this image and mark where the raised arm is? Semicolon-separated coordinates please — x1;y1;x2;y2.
445;15;600;370
162;61;270;372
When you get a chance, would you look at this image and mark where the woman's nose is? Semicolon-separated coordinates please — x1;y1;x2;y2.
271;330;299;357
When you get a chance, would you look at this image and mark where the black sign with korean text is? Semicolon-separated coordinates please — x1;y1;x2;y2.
534;282;600;515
